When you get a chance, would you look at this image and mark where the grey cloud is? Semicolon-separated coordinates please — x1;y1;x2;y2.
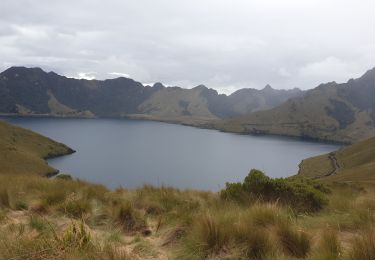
0;0;375;94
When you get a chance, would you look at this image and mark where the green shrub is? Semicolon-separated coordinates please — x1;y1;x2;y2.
56;173;73;180
220;182;247;202
221;169;328;212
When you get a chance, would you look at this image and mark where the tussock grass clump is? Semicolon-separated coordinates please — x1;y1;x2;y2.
244;203;289;227
237;227;273;259
349;230;375;260
114;201;146;232
61;221;93;250
276;222;310;258
29;215;49;232
132;185;216;227
132;238;159;258
195;213;231;253
309;229;341;260
181;204;289;259
179;211;233;259
0;219;131;260
59;198;92;218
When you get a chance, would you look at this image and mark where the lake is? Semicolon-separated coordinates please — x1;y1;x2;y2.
3;117;341;190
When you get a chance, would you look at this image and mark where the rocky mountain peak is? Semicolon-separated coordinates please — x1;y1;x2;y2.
263;84;274;91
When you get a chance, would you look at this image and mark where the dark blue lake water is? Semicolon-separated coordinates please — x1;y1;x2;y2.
4;117;340;190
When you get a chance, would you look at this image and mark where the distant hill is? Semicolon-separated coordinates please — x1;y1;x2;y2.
218;68;375;143
0;120;73;176
299;136;375;183
0;67;303;122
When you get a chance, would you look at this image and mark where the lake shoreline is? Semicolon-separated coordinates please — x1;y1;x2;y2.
2;116;341;190
0;113;349;146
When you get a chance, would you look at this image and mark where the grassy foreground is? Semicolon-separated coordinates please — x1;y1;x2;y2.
1;172;375;259
0;120;74;176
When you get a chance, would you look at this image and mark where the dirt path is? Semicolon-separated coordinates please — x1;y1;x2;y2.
326;153;340;176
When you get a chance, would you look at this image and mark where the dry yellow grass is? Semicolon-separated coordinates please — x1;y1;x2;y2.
0;173;374;259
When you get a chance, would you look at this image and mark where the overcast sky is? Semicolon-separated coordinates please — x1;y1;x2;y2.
0;0;374;94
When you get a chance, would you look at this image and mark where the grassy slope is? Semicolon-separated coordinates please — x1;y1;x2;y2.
0;120;74;176
137;86;218;121
217;83;375;143
1;174;375;259
299;136;375;183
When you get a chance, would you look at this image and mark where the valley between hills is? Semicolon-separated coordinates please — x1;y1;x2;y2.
3;0;375;258
1;66;375;144
1;65;375;258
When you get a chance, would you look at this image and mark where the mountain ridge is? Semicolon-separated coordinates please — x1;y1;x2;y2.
217;68;375;143
0;66;303;121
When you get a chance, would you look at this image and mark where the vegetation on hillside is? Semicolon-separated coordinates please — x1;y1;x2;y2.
221;169;329;212
0;120;74;176
0;66;302;122
299;136;375;183
0;170;375;259
217;68;375;143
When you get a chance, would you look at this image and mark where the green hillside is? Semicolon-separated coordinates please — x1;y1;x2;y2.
218;68;375;143
0;120;74;176
299;136;375;183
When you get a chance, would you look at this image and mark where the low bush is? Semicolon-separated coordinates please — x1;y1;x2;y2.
221;169;329;212
55;173;73;180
